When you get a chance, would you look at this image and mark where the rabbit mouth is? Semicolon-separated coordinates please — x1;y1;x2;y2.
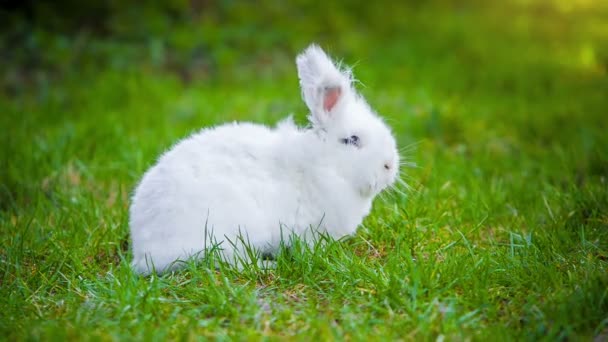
359;180;382;198
359;186;374;198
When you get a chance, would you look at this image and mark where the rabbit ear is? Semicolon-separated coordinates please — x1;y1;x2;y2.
296;44;352;126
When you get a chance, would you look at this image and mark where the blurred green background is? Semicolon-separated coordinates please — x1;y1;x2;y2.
1;0;607;340
2;0;607;203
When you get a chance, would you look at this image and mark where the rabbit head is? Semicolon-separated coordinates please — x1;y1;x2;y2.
296;45;399;198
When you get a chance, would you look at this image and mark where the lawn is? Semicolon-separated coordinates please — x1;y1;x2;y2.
1;1;607;340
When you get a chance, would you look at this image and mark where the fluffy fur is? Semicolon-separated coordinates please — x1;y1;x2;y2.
129;44;400;274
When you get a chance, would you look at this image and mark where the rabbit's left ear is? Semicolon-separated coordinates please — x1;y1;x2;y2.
296;44;351;126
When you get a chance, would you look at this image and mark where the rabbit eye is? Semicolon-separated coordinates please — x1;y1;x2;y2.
341;135;361;147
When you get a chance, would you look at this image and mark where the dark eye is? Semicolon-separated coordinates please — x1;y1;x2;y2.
341;135;360;147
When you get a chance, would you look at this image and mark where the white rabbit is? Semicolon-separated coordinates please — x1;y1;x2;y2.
129;44;400;274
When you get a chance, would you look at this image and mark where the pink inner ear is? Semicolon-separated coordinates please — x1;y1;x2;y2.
323;87;341;112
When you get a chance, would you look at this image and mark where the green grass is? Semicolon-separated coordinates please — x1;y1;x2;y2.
2;1;608;340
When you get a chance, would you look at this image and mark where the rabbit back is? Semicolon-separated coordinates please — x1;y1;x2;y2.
129;122;300;273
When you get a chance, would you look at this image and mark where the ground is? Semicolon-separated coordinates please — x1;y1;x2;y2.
1;1;607;340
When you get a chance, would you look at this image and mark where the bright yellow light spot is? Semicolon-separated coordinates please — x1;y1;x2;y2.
579;43;597;68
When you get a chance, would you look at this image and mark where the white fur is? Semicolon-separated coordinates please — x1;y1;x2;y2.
129;44;400;274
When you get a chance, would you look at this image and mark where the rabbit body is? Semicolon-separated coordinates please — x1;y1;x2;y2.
130;44;399;274
130;120;372;273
